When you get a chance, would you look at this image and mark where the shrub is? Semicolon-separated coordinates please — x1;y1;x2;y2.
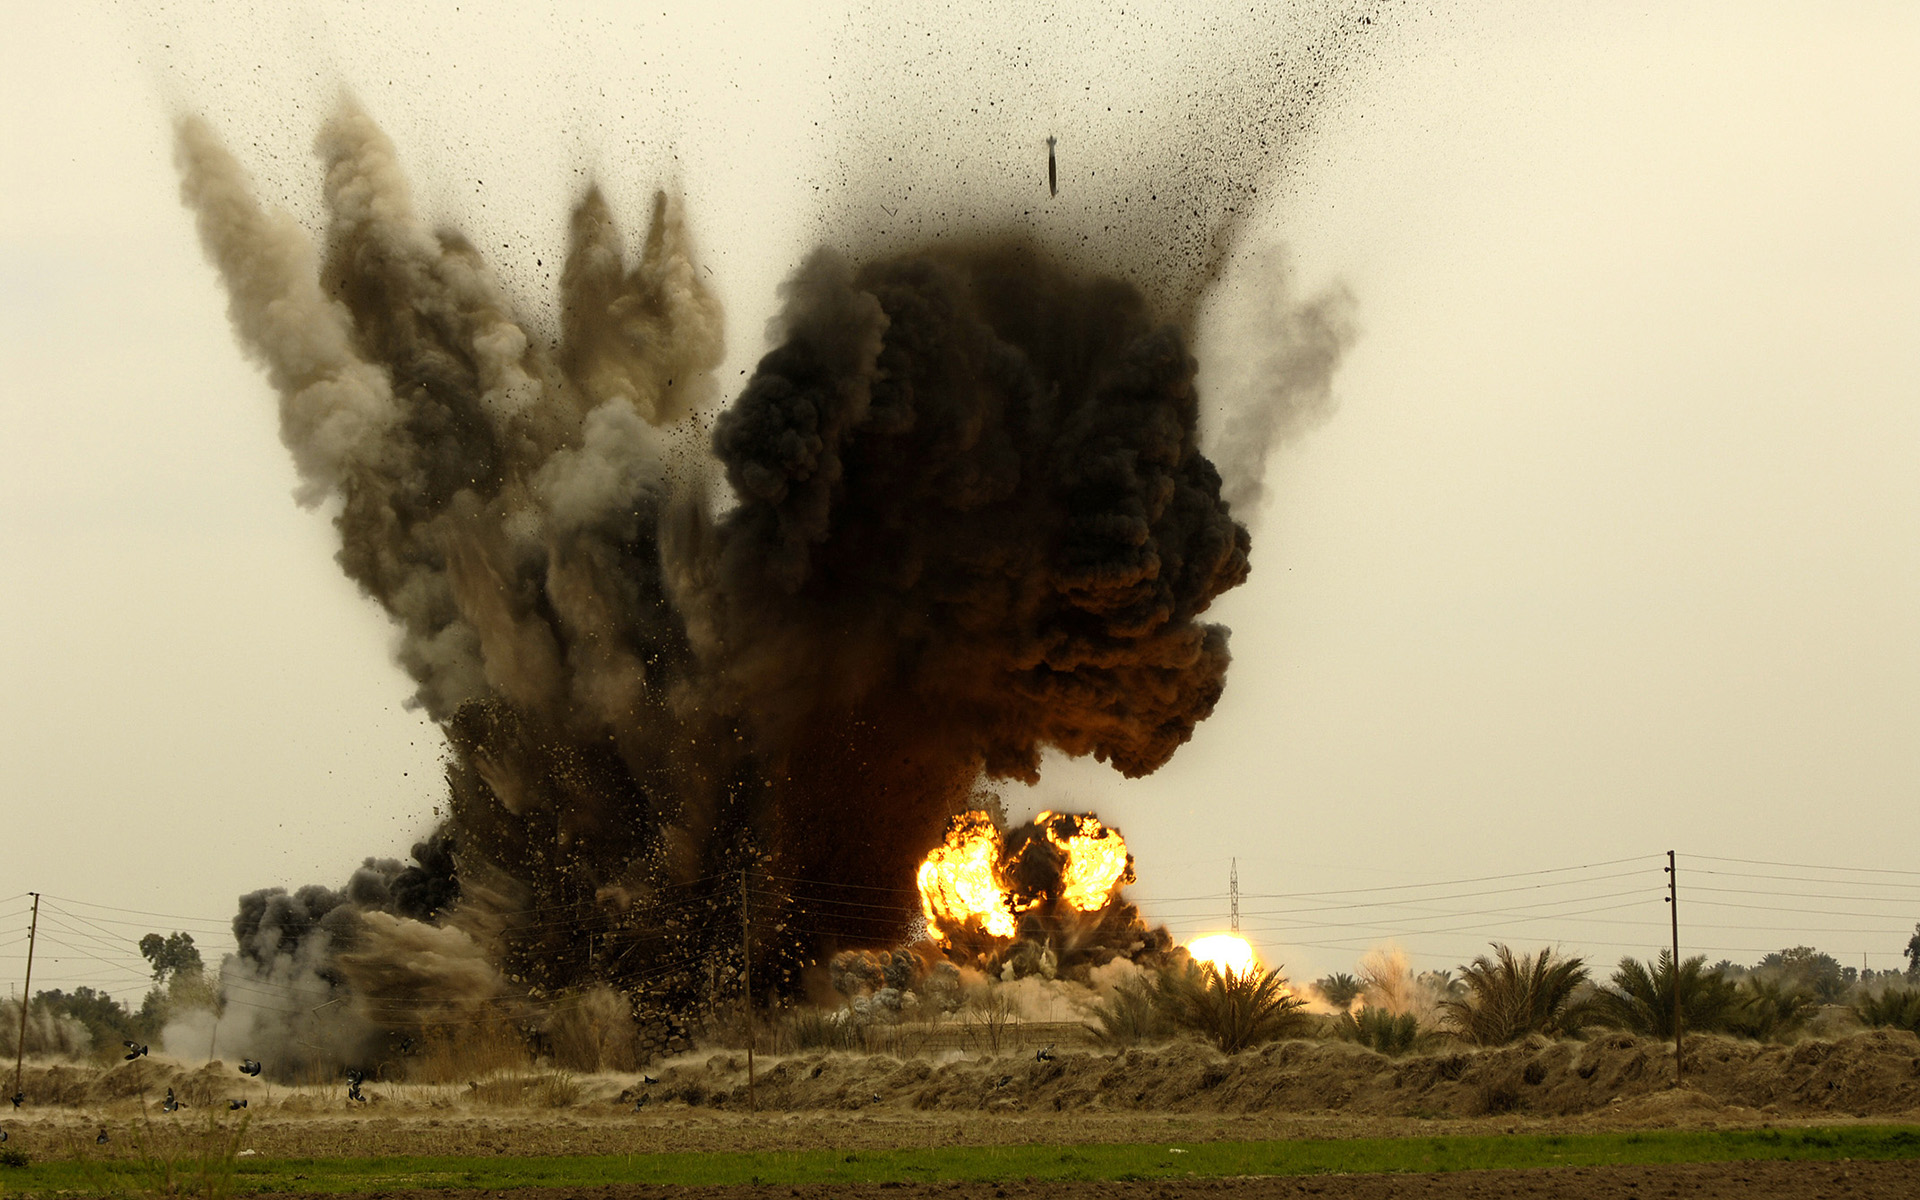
1154;961;1309;1055
1339;1005;1420;1056
771;1006;870;1052
469;1071;581;1108
1440;945;1592;1045
1854;985;1920;1035
1087;974;1174;1046
959;988;1021;1055
1598;952;1741;1038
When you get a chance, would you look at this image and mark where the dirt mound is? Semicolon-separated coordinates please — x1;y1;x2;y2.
10;1057;266;1110
639;1029;1920;1119
11;1029;1920;1121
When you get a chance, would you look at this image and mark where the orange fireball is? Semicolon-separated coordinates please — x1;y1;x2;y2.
916;812;1018;941
916;810;1134;948
1036;811;1132;911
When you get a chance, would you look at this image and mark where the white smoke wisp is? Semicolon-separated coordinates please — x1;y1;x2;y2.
0;999;94;1060
161;934;378;1077
1199;246;1358;520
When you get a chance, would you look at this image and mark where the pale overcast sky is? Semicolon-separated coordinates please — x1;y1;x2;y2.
4;1;1916;1002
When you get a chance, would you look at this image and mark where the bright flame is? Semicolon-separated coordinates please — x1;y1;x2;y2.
1038;811;1131;911
917;812;1017;941
1187;933;1256;977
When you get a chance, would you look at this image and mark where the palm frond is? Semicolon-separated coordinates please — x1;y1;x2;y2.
1439;944;1592;1045
1154;961;1309;1054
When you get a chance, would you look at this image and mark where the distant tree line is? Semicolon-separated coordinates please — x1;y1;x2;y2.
2;931;216;1062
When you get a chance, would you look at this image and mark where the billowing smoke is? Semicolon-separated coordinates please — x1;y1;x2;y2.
173;71;1354;1067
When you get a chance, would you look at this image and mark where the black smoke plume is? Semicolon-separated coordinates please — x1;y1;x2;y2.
173;92;1348;1067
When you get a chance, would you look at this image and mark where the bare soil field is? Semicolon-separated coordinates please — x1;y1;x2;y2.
240;1160;1920;1200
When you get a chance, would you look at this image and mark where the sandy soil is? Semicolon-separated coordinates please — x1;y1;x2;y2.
235;1160;1920;1199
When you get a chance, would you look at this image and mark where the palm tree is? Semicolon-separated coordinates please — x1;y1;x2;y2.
1154;961;1309;1054
1854;984;1920;1035
1314;972;1362;1009
1339;1006;1420;1056
1599;952;1741;1037
1440;944;1593;1045
1725;974;1815;1041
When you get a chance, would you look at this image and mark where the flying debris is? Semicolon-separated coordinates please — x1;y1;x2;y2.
1046;135;1058;197
240;1060;262;1077
162;1089;180;1113
122;1041;148;1061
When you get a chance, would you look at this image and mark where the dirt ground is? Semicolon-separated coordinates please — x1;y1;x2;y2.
5;1031;1920;1195
235;1160;1920;1199
10;1028;1920;1149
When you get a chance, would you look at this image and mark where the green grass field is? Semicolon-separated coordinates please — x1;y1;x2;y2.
4;1125;1917;1195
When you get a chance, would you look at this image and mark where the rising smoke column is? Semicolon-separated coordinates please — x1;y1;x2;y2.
174;66;1354;1061
679;241;1250;934
177;104;758;1054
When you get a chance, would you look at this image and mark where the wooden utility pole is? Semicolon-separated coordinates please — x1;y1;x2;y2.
1665;851;1683;1084
12;892;40;1105
740;869;755;1113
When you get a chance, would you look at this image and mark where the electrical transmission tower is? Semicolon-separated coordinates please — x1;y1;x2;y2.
1230;859;1240;934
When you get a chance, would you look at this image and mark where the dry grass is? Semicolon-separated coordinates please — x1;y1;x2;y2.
405;1023;532;1084
467;1071;582;1108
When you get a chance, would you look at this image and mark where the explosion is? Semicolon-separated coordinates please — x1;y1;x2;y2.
916;810;1134;950
1187;934;1257;977
1040;812;1133;911
169;68;1354;1070
910;808;1158;979
917;812;1018;943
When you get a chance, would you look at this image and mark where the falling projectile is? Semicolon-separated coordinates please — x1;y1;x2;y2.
1047;135;1058;197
